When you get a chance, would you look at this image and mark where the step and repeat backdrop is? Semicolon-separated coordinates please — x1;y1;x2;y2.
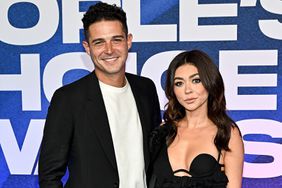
0;0;281;187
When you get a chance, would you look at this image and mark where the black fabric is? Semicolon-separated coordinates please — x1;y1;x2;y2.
149;124;228;188
173;169;190;175
39;72;162;188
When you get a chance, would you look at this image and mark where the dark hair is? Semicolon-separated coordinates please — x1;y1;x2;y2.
163;50;239;151
82;2;128;41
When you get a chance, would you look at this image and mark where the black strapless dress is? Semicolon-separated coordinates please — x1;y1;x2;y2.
149;124;228;188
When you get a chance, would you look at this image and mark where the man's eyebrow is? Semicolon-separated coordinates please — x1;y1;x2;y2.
112;35;125;38
90;38;104;43
91;35;125;43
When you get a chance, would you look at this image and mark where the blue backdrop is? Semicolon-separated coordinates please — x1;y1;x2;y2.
0;0;281;187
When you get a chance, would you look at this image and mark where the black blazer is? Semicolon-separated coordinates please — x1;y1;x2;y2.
39;72;161;188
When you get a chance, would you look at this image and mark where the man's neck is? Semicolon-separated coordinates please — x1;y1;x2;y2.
95;70;126;88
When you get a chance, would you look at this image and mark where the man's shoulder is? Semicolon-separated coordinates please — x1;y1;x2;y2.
126;72;154;86
55;72;95;96
63;72;93;88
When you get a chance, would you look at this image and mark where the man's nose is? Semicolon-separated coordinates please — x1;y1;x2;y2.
105;42;113;54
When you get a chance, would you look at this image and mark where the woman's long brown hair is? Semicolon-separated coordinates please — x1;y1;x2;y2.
163;50;239;151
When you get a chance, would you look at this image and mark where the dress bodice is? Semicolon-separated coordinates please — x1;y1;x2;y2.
149;124;228;188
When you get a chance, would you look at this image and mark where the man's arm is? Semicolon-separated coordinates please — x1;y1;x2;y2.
151;81;162;128
39;89;73;188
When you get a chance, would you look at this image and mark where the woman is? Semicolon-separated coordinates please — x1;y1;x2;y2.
149;50;244;188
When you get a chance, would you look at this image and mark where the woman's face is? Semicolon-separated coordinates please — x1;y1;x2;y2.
173;63;209;112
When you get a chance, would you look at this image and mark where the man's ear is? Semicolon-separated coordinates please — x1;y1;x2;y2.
82;40;90;55
127;33;133;50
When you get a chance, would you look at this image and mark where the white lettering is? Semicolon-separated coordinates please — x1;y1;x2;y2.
219;50;277;110
43;52;136;102
240;0;257;7
0;119;45;175
237;119;282;178
141;51;182;110
0;0;59;45
126;52;137;75
179;0;237;41
0;54;41;111
43;52;93;101
259;0;282;40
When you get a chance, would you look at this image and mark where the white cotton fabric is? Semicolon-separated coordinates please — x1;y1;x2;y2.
99;78;146;188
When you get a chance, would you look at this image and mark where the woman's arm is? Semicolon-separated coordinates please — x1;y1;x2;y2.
224;126;244;188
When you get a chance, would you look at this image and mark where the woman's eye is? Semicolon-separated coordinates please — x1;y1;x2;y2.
174;82;183;87
192;78;201;83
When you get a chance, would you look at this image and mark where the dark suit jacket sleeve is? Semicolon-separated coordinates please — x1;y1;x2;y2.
150;80;162;128
39;88;74;188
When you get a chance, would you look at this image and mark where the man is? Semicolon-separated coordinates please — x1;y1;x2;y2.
39;2;161;188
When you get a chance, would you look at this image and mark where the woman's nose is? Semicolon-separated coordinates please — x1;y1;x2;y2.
185;84;193;94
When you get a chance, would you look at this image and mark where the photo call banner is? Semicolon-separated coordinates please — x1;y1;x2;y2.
0;0;281;187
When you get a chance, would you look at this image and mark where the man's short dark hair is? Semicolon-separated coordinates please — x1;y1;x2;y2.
82;2;128;41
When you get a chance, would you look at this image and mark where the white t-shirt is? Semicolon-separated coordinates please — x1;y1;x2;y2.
99;79;146;188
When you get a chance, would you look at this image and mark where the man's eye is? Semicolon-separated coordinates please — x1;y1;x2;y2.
112;38;124;43
192;78;201;83
93;41;104;46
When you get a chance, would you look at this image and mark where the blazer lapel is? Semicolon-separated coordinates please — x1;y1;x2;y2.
85;72;117;170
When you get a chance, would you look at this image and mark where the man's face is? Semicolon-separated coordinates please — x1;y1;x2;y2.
83;20;132;82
